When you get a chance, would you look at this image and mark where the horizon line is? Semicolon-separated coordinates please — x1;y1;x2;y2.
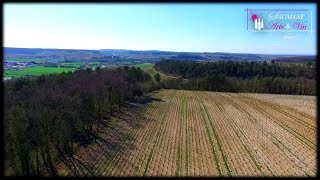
4;46;316;56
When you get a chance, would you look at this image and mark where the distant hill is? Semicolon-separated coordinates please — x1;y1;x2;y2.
273;56;316;62
4;47;314;63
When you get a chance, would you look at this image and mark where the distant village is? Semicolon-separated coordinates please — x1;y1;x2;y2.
4;60;107;71
4;61;38;70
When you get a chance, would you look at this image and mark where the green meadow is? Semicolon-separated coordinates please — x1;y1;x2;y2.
134;63;157;75
134;63;174;80
134;63;154;68
4;66;77;78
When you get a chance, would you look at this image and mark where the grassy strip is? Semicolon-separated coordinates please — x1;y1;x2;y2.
136;63;176;81
194;92;222;177
184;92;190;176
134;63;154;68
196;92;232;176
175;144;182;176
175;91;184;176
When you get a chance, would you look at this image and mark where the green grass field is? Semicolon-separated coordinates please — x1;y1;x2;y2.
134;63;175;80
134;63;154;68
4;62;175;80
134;63;157;76
4;66;77;78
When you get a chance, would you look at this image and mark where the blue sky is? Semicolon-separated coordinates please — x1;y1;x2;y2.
4;3;317;55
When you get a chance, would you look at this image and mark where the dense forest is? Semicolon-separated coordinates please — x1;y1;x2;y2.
273;56;316;63
155;60;316;95
4;66;159;176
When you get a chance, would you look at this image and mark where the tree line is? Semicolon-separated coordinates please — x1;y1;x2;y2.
4;66;159;176
155;60;316;95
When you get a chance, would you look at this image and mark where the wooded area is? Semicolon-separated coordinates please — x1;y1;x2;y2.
155;60;316;95
4;66;159;176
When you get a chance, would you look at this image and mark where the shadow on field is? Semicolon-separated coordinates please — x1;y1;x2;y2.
57;91;165;176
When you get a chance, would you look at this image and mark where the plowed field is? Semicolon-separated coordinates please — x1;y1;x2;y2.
54;90;316;177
